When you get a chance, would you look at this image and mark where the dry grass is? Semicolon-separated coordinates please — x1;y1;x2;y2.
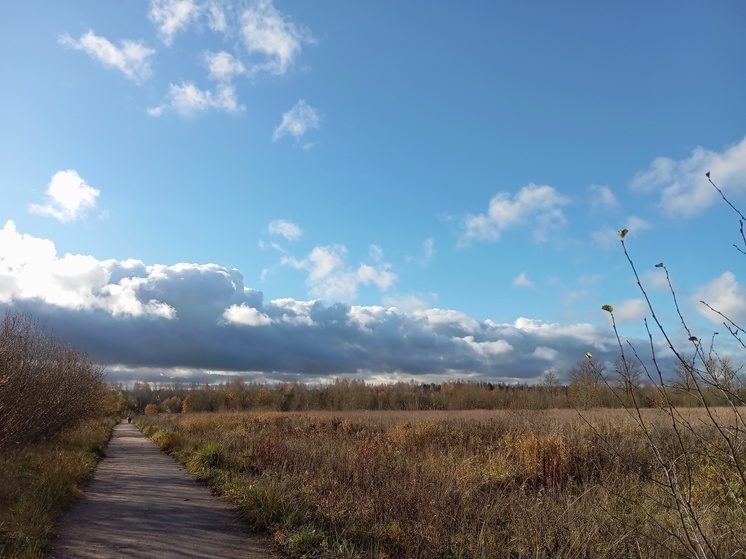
139;408;745;558
0;417;116;558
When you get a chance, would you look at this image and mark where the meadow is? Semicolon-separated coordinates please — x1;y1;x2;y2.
138;408;745;559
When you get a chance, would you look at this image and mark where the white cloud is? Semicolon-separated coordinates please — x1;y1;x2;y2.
513;271;533;287
205;50;246;81
589;184;619;210
461;183;570;244
357;263;396;290
463;336;513;356
59;31;155;83
268;219;302;241
514;317;607;349
207;2;228;32
283;245;397;302
273;100;320;142
148;81;244;117
149;0;200;46
613;298;648;323
694;272;746;325
631;137;746;218
29;170;100;223
223;303;272;326
240;0;314;75
0;220;173;317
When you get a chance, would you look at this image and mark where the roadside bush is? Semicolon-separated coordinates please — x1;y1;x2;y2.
0;312;112;449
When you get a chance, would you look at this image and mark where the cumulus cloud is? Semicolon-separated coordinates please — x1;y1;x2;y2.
461;183;570;245
268;219;302;241
223;303;272;326
0;222;667;385
694;272;746;325
631;137;746;218
283;245;397;302
273;100;320;142
149;0;200;45
240;0;314;75
148;81;244;117
59;31;155;83
29;170;100;223
0;220;173;317
205;50;246;81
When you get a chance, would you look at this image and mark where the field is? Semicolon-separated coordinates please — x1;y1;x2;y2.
138;408;746;558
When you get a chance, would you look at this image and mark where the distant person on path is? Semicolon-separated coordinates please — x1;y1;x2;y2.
127;414;132;424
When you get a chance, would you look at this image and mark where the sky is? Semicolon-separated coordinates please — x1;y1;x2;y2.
1;0;746;386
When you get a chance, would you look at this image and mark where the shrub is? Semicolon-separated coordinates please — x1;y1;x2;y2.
144;403;160;416
0;312;112;449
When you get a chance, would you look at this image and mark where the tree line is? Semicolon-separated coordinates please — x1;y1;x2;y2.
115;356;743;415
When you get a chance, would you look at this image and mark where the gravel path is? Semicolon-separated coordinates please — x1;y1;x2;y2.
48;421;275;559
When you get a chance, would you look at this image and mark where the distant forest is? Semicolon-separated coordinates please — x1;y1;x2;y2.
116;369;742;415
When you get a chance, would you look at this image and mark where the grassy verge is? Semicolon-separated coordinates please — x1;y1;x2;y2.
0;417;117;558
138;410;744;558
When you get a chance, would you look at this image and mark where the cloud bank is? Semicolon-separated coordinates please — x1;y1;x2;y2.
0;221;636;384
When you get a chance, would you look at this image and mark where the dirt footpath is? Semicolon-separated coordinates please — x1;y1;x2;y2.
48;421;274;559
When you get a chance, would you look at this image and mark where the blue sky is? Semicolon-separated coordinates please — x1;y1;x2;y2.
1;0;745;385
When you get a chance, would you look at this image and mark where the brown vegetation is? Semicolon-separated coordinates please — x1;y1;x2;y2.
0;417;116;558
0;312;112;448
139;408;745;558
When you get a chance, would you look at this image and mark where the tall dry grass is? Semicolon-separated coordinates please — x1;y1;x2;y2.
138;408;744;558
